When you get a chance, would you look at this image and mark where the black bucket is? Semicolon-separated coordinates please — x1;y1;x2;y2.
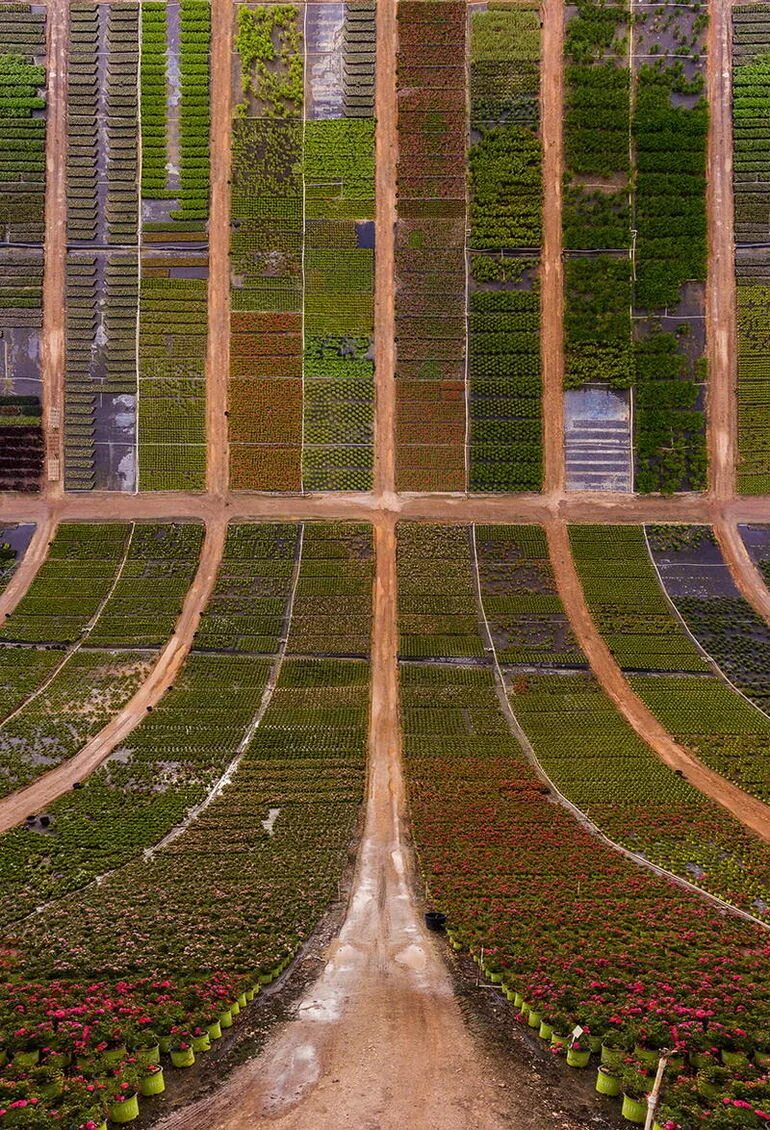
425;910;447;932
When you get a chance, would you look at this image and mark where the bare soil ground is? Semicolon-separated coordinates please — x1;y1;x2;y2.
205;0;232;497
0;518;226;831
547;520;770;845
41;0;67;496
541;0;565;496
706;0;737;502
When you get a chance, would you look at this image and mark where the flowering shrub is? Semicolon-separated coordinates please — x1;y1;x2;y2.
0;523;371;1123
398;522;770;1125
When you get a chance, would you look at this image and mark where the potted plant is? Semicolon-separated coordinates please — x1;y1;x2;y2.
620;1065;652;1125
566;1037;591;1069
169;1037;195;1069
595;1063;622;1097
139;1062;165;1098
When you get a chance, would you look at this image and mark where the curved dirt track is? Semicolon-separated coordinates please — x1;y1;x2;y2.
0;516;57;625
715;520;770;625
547;521;770;845
0;518;226;833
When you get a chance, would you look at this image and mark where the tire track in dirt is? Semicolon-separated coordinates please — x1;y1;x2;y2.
0;517;226;833
41;0;68;496
541;0;565;497
155;517;518;1130
0;516;57;625
715;519;770;625
374;0;397;500
706;0;736;502
205;0;233;497
547;519;770;845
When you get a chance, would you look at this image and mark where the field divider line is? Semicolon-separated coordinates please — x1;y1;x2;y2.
0;517;226;835
148;522;305;856
546;518;770;846
642;523;770;726
0;516;58;627
3;524;305;928
135;1;143;492
470;522;769;931
0;523;136;736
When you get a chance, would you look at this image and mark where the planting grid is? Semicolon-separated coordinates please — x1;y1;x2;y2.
228;0;375;492
563;0;708;495
0;2;46;493
570;524;770;807
733;5;770;494
466;3;543;492
0;520;203;797
64;0;210;494
0;522;371;1130
398;521;770;1130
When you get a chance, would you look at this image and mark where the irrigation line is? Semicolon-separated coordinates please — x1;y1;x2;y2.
642;524;770;727
15;524;306;927
0;522;136;735
469;522;770;933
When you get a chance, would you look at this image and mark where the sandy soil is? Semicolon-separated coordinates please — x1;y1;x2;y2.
0;517;56;625
706;0;736;502
547;520;770;845
541;0;565;497
205;0;232;497
153;521;600;1130
41;0;67;496
0;518;226;832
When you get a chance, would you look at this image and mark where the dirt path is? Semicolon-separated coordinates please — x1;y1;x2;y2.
0;516;56;625
373;0;397;501
155;521;515;1130
41;0;67;497
540;0;565;496
706;0;736;501
8;490;770;527
205;0;232;497
0;518;226;832
715;519;770;624
546;520;770;845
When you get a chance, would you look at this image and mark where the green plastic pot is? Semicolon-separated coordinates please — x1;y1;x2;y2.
231;1000;241;1017
488;971;502;985
245;989;255;1003
219;1010;233;1029
103;1045;127;1068
550;1032;567;1047
566;1047;591;1068
621;1094;647;1124
756;1050;770;1068
513;992;524;1009
140;1069;165;1097
109;1093;140;1124
159;1036;172;1055
595;1068;621;1098
634;1044;658;1067
136;1045;160;1067
237;993;248;1008
13;1049;39;1067
258;973;272;986
171;1046;195;1068
503;987;516;1002
41;1078;64;1099
689;1051;710;1068
588;1035;602;1054
527;1009;542;1030
721;1048;749;1068
698;1079;719;1101
538;1021;552;1041
192;1033;211;1054
600;1043;623;1066
44;1052;69;1068
207;1021;222;1041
